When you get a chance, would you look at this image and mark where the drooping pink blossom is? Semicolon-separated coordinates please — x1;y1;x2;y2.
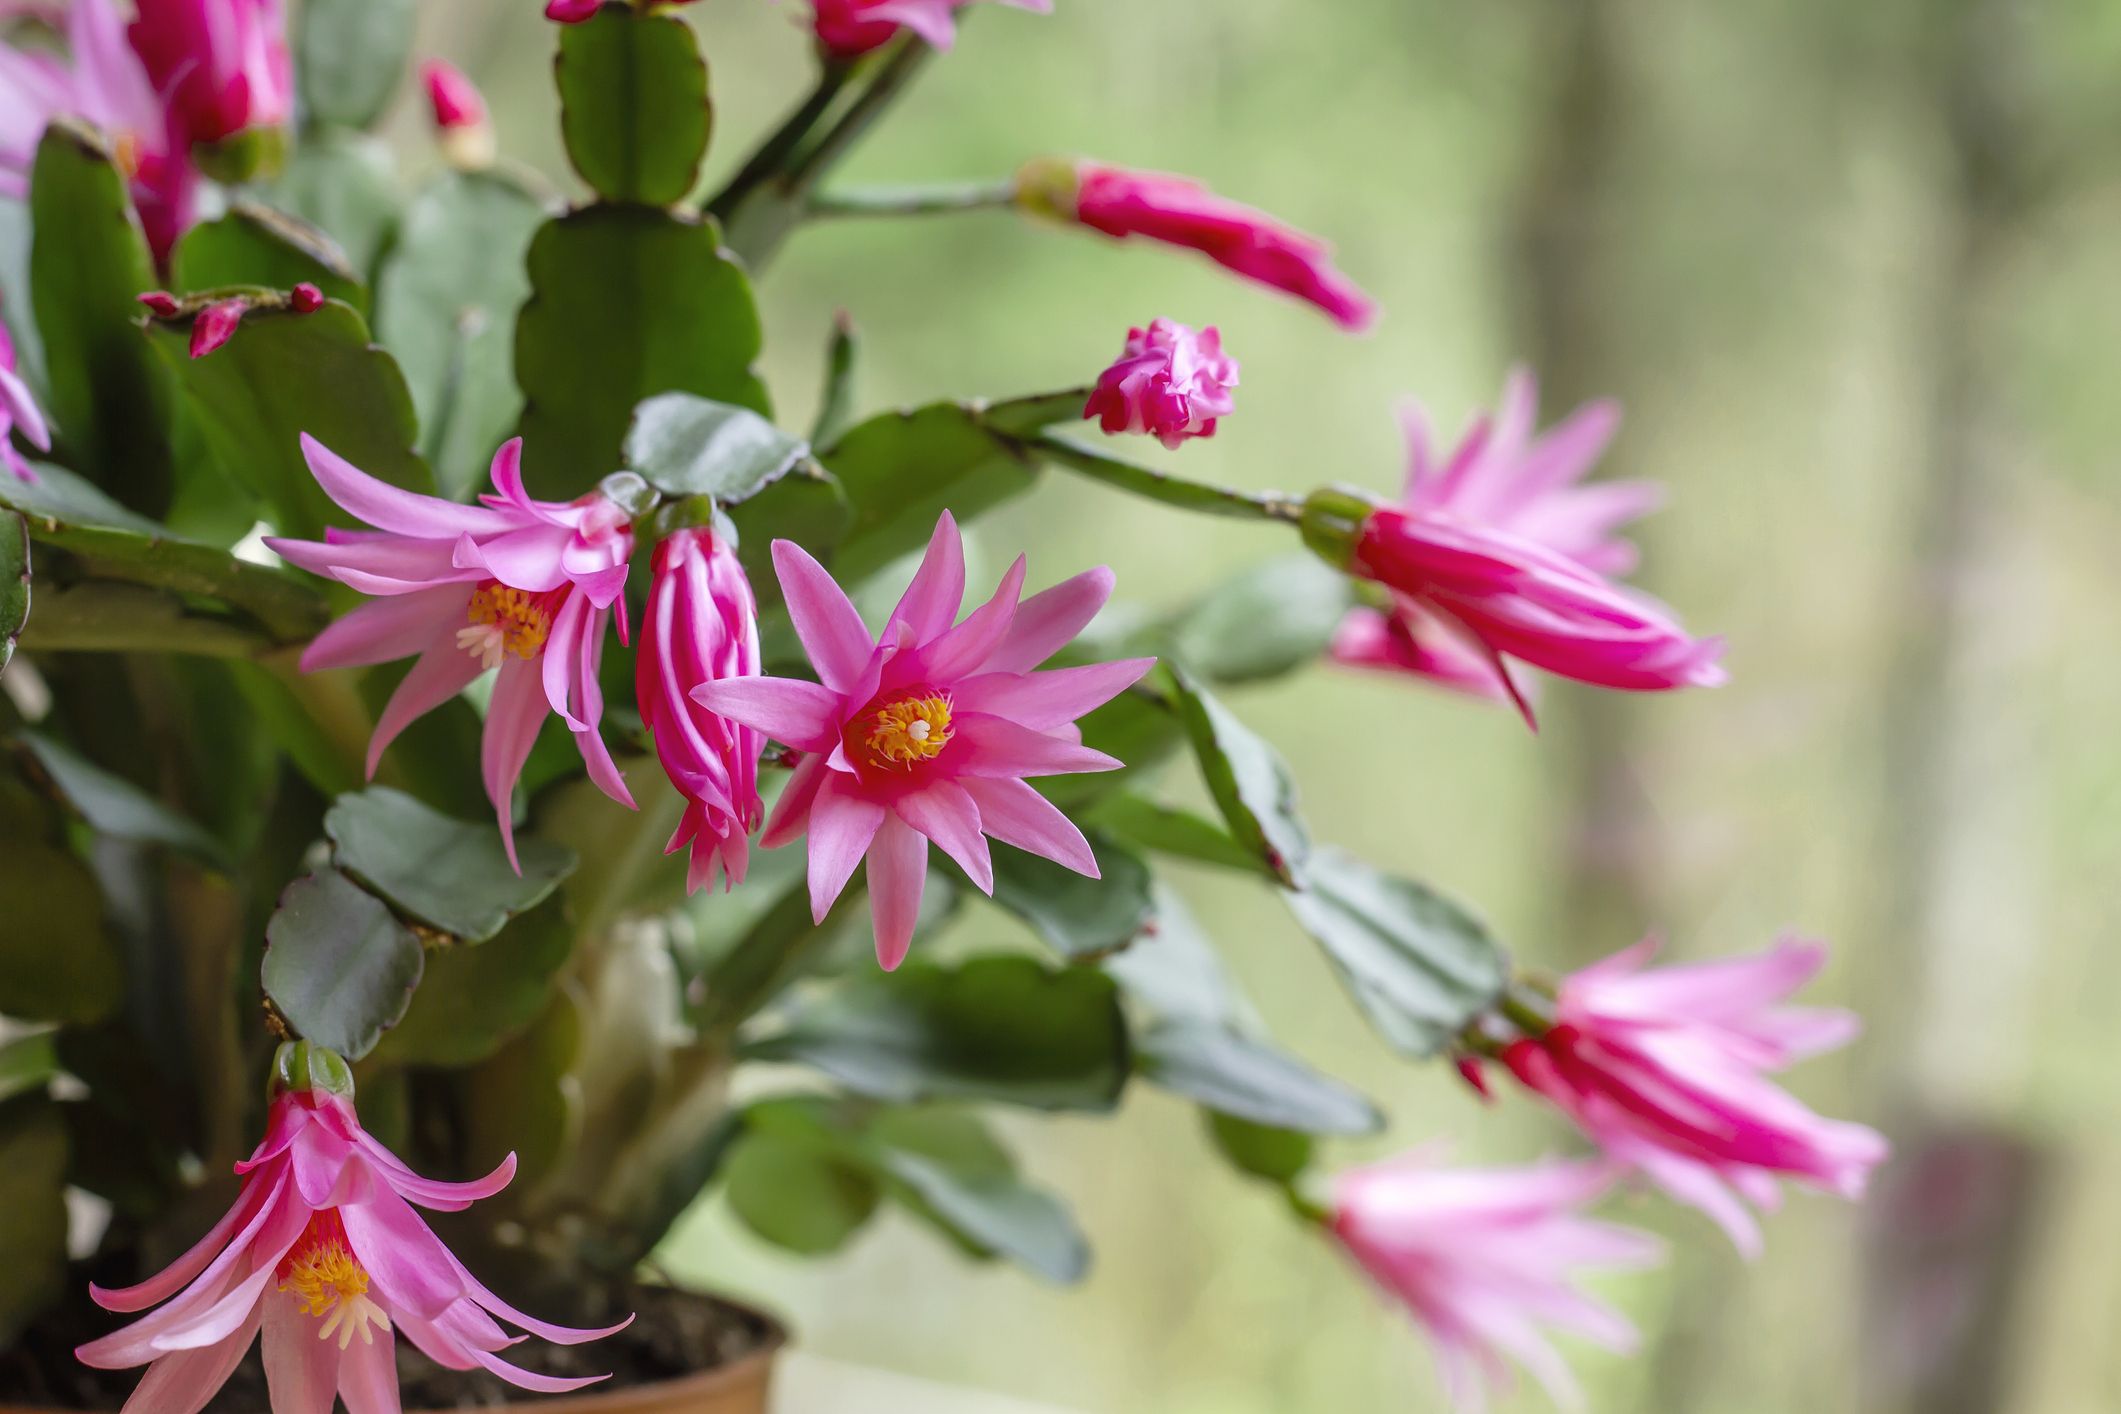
127;0;292;146
1496;935;1889;1256
187;296;247;358
808;0;1050;56
690;513;1152;969
1021;160;1377;333
263;437;637;868
76;1051;628;1412
1082;318;1237;450
1330;1149;1660;1413
0;0;199;261
637;527;765;895
0;309;51;483
1335;369;1724;725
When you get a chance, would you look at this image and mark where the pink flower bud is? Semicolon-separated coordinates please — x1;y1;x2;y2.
811;0;1049;58
636;528;765;895
544;0;603;19
1082;318;1237;450
188;297;248;359
127;0;293;146
1025;160;1377;333
421;59;487;131
1451;1053;1493;1102
137;290;182;318
288;282;324;313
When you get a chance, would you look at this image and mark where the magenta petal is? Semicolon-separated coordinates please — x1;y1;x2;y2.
110;1303;264;1414
772;539;875;691
368;632;484;779
951;658;1155;731
896;780;991;893
335;1322;402;1414
805;778;885;922
453;523;573;594
947;712;1123;779
918;555;1026;683
886;511;966;642
451;1255;633;1346
867;815;927;970
690;676;844;752
467;1347;609;1395
760;753;829;849
262;1294;341;1414
299;586;468;672
89;1167;276;1314
362;1138;515;1211
480;658;550;873
981;565;1115;673
339;1187;467;1322
957;777;1097;876
301;434;515;540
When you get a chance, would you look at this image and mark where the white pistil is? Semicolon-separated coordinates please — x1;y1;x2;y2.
456;622;507;671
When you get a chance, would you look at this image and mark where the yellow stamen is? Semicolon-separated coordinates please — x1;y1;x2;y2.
865;693;954;769
457;582;553;670
111;131;142;180
278;1230;392;1351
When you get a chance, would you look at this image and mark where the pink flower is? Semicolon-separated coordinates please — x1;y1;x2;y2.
1498;936;1889;1256
1022;160;1377;332
76;1048;628;1412
1331;1149;1660;1413
127;0;293;146
690;513;1153;969
1082;318;1237;450
637;527;765;895
187;296;247;358
263;436;637;868
1335;369;1724;725
0;310;51;483
421;59;486;130
810;0;1050;56
0;0;199;261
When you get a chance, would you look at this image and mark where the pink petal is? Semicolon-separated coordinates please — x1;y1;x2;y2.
339;1187;467;1322
886;511;965;642
299;586;468;672
300;434;516;539
335;1322;402;1414
262;1293;341;1414
268;534;466;591
89;1169;277;1314
947;712;1122;779
467;1346;609;1395
567;604;635;810
917;555;1026;683
111;1303;264;1414
690;676;845;752
806;777;885;921
957;778;1097;876
896;780;991;892
361;1138;515;1211
367;631;485;779
951;658;1154;731
539;591;589;729
773;539;875;692
481;657;551;873
451;1253;633;1346
867;814;927;970
453;524;573;594
761;752;829;849
981;566;1115;673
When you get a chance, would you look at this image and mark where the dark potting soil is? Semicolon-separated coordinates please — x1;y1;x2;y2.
0;1286;780;1411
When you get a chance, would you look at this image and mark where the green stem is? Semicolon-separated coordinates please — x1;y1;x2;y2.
704;59;857;224
782;38;932;194
807;180;1018;219
1027;434;1304;524
1498;988;1556;1038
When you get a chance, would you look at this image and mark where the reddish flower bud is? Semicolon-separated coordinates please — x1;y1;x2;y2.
1451;1053;1493;1103
137;290;182;318
188;297;248;359
127;0;293;146
1083;318;1237;450
544;0;602;19
289;282;324;314
811;0;1048;57
421;59;486;129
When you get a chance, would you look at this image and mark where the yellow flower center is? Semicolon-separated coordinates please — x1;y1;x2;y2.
457;582;553;670
111;130;143;180
278;1221;392;1351
865;693;954;769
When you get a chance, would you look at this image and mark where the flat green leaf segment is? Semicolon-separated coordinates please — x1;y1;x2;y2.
296;0;415;130
1168;667;1311;886
371;901;573;1067
1284;846;1508;1058
746;956;1130;1112
1139;1021;1378;1135
267;130;400;276
28;123;173;515
146;301;434;542
0;1097;68;1347
173;204;365;314
262;868;425;1060
988;835;1155;961
558;4;712;206
0;461;327;643
729;1099;1090;1282
1167;555;1354;686
0;769;118;1026
515;207;768;498
820;403;1041;583
625;394;810;503
325;787;577;942
376;172;548;496
17;732;230;869
0;511;26;671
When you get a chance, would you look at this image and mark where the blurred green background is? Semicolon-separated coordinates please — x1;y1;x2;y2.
409;0;2121;1409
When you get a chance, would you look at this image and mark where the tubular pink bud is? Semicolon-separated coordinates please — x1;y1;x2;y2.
811;0;1049;57
421;59;486;131
137;290;181;318
188;297;248;359
544;0;601;19
1083;319;1237;450
289;282;324;313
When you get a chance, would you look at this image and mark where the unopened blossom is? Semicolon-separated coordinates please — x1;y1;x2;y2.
77;1045;628;1413
545;0;606;19
0;313;51;483
1019;159;1377;332
691;513;1153;969
1494;936;1889;1256
1330;1149;1660;1413
421;58;496;168
810;0;1050;56
187;296;248;358
1083;318;1237;450
0;0;199;260
127;0;292;146
637;527;765;894
1324;369;1724;725
289;281;324;314
264;437;637;867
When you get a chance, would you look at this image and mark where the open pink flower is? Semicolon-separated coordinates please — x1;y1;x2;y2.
1021;160;1377;332
810;0;1050;56
1497;936;1889;1256
77;1052;628;1413
264;436;636;868
690;513;1153;969
638;527;764;894
1083;318;1237;450
0;0;198;260
127;0;292;146
0;312;51;483
1331;1149;1660;1413
1336;369;1724;725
